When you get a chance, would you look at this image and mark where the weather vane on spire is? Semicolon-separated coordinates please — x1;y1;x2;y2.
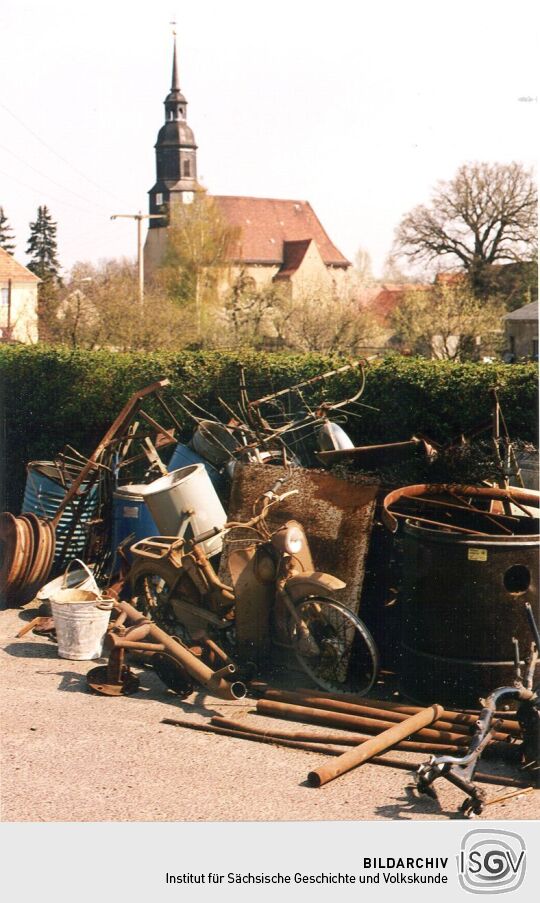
170;19;177;38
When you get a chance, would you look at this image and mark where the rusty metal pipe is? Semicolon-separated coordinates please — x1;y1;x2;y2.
256;699;471;745
260;690;514;741
307;705;443;788
210;717;467;755
161;717;415;770
261;688;521;735
162;718;531;789
113;601;246;700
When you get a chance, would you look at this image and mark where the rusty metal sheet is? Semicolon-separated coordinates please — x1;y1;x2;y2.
219;464;378;615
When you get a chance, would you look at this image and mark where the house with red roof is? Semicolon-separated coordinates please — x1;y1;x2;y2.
143;40;350;297
0;247;39;343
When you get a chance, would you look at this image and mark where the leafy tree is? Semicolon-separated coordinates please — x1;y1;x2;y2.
0;206;15;254
154;191;239;341
390;282;504;360
393;162;537;296
26;205;60;281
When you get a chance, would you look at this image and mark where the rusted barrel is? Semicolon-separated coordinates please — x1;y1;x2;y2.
400;521;540;706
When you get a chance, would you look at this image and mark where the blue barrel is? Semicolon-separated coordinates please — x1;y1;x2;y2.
112;484;159;559
168;442;224;492
22;461;98;565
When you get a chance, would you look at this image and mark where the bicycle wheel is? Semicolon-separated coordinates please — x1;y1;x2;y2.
288;596;379;695
131;563;190;637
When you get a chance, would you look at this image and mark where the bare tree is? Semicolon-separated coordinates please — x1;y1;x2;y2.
390;281;504;360
279;282;383;354
393;162;537;295
50;259;194;350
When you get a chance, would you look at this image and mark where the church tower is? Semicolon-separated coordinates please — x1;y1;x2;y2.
147;35;199;227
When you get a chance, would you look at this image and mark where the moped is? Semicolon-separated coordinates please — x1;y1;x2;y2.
129;477;378;694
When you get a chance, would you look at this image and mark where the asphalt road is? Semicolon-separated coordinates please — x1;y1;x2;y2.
1;606;538;823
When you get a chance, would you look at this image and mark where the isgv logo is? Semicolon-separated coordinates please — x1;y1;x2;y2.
458;830;526;894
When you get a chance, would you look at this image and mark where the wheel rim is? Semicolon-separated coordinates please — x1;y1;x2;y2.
290;596;378;695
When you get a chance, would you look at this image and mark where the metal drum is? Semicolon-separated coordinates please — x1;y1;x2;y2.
168;442;224;491
22;461;97;566
400;521;540;706
112;484;159;562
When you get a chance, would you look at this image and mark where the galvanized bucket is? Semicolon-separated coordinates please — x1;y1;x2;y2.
50;582;112;661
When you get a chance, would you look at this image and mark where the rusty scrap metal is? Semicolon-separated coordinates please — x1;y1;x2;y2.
161;716;418;773
256;699;476;746
382;484;539;534
316;437;431;468
259;690;517;742
101;600;246;701
307;705;443;788
210;716;470;755
87;645;140;697
259;687;521;735
162;716;531;790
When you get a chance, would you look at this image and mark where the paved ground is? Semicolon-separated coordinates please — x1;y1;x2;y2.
1;605;538;823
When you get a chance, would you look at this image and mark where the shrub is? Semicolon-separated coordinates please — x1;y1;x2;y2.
0;346;536;510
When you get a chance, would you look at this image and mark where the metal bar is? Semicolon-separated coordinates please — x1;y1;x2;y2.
258;687;521;734
50;380;171;529
307;706;443;788
260;690;515;741
256;700;471;746
111;601;246;701
210;717;467;754
161;717;417;771
248;361;364;409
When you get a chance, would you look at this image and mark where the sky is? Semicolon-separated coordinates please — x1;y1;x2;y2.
0;0;537;279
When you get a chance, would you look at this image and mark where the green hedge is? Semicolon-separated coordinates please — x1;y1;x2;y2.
0;345;537;510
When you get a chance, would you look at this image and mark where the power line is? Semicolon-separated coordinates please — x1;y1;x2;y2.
0;101;133;206
0;141;111;212
0;166;108;217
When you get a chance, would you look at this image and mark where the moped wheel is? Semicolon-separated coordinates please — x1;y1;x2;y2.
131;566;188;637
288;596;379;695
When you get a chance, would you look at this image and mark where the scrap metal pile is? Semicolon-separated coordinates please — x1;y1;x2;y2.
2;363;539;818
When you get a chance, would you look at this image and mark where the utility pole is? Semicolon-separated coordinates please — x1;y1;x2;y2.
110;211;163;306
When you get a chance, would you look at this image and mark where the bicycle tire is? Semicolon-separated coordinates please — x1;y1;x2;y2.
287;595;379;695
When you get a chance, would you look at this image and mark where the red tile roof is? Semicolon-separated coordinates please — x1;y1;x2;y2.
367;283;426;323
0;248;40;283
212;196;350;267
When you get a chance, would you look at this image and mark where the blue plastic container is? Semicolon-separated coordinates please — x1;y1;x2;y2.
112;484;159;559
22;461;98;565
168;442;224;491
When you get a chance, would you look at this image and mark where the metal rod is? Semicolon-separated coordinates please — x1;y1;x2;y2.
111;601;246;701
161;718;532;789
307;705;443;788
261;689;520;739
259;687;521;732
256;700;471;745
210;717;467;754
161;717;416;771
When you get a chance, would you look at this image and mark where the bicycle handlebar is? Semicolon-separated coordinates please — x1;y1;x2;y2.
189;483;298;548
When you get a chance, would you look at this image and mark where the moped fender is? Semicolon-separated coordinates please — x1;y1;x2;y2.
285;572;346;601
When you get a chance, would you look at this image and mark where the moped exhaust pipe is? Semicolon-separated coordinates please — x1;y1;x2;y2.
109;601;247;701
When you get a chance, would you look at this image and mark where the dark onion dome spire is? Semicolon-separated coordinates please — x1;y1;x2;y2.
148;34;199;225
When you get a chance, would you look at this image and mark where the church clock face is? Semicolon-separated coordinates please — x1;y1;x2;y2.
183;192;194;205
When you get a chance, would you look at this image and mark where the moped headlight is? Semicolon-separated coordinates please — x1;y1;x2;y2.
284;525;305;555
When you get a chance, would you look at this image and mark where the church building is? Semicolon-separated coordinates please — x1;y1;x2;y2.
143;40;351;296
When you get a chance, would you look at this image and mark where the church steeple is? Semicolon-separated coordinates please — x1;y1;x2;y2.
148;34;198;227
